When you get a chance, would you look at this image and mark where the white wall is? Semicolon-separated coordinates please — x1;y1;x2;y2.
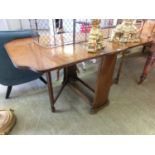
0;19;31;30
20;19;31;29
6;19;21;30
0;19;9;30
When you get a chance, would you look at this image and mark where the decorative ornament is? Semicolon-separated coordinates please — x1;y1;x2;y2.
88;19;105;53
109;19;140;43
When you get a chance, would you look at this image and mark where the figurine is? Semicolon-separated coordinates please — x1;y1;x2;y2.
88;19;105;52
109;19;140;43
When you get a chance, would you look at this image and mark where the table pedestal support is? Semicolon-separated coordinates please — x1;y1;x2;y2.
46;54;117;113
91;54;117;113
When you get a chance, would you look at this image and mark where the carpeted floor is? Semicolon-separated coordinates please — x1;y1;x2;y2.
1;46;155;135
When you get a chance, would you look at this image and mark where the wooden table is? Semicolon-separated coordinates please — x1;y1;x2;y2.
5;36;150;113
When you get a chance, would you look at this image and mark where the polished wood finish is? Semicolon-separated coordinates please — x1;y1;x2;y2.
5;36;151;113
5;37;150;73
91;54;117;113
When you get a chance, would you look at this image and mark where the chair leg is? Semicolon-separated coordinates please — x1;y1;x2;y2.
39;77;47;84
6;86;12;99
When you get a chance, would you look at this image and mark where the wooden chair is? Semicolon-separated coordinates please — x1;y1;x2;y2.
114;20;155;84
140;20;155;53
138;20;155;84
138;49;155;84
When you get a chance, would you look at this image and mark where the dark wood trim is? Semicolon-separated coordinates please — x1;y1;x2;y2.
45;65;96;112
114;52;125;84
63;65;78;84
76;77;95;93
46;72;55;112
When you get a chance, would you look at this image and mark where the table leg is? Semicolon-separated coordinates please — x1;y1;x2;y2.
46;72;56;112
91;54;117;113
114;52;125;84
138;51;155;84
63;65;78;83
56;69;60;81
63;65;95;92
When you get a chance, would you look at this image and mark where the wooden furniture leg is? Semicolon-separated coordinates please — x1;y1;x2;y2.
46;66;78;112
63;65;94;92
46;72;56;112
46;56;116;113
63;65;78;83
56;69;60;81
138;51;155;84
91;54;117;113
114;52;125;84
